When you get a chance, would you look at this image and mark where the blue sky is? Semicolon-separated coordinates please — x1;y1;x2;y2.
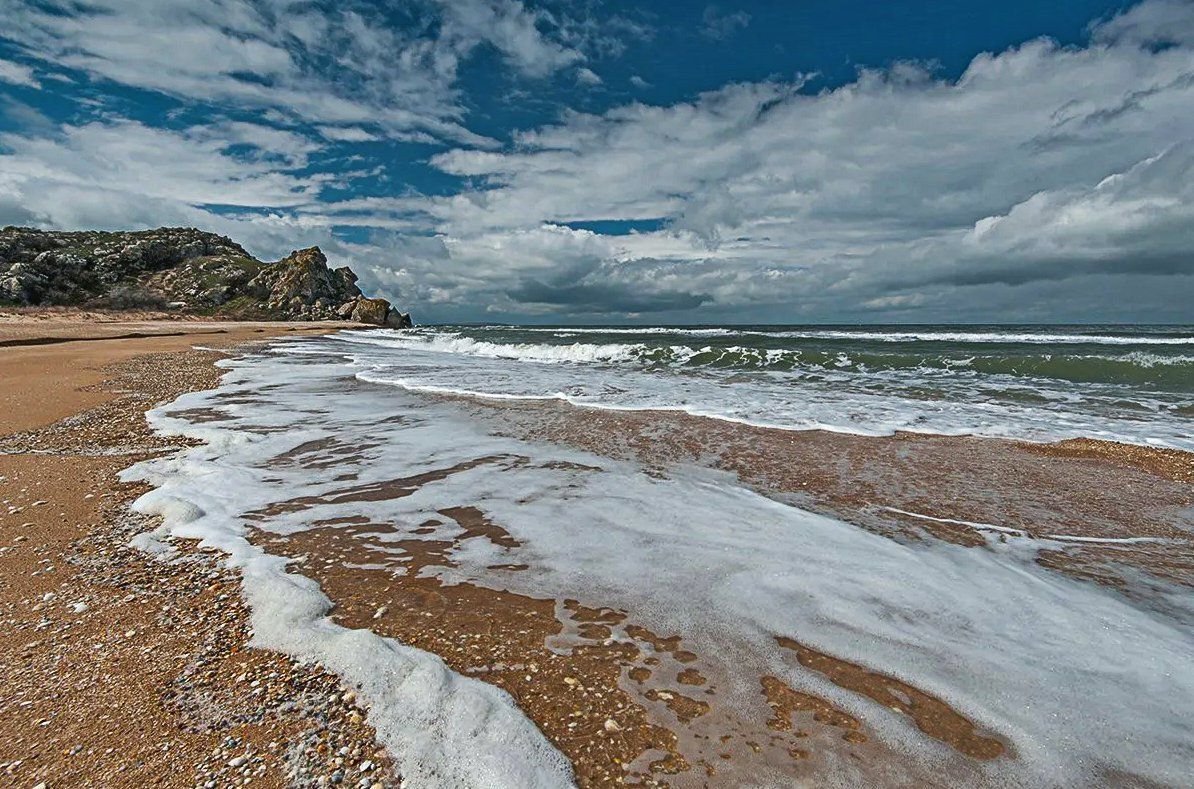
1;0;1192;323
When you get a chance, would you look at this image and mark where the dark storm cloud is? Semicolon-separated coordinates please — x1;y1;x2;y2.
508;278;711;313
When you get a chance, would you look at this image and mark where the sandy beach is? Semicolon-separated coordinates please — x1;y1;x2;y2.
0;316;396;788
2;316;1192;787
6;1;1192;784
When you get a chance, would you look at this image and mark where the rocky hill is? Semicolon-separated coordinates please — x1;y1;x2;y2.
0;227;411;327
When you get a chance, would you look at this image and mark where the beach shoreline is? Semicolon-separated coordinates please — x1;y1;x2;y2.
0;317;396;788
2;317;1192;787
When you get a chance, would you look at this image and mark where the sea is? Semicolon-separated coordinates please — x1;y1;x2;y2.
347;323;1194;450
124;323;1194;788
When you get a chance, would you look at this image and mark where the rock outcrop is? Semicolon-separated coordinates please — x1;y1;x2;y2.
0;226;411;325
239;247;362;321
350;297;412;328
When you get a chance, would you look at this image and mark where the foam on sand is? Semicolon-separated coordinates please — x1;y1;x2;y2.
124;341;1194;787
122;382;574;789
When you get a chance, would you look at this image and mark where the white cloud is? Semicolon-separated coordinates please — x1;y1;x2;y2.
317;125;380;143
1090;0;1194;47
0;57;38;88
435;0;583;78
0;119;323;222
954;142;1194;280
629;75;650;89
0;0;593;144
400;1;1194;319
1;0;1191;322
576;67;603;86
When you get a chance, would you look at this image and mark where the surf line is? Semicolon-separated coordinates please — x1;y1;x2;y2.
879;507;1168;546
881;506;1026;536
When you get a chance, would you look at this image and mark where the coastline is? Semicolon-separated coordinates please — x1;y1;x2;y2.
2;318;1192;786
0;318;396;788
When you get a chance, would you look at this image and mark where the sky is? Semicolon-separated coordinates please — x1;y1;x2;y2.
1;0;1192;324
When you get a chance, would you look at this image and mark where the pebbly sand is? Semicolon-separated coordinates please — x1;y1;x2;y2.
2;315;1192;787
0;316;396;788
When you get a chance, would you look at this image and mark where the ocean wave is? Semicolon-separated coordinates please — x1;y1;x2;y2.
337;330;1194;390
449;326;1194;345
339;331;646;364
468;325;738;336
761;330;1194;345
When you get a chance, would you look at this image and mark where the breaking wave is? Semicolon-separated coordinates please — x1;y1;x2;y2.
340;330;1194;389
469;325;1194;345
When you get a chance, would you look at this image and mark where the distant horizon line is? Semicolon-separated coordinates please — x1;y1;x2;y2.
417;321;1194;328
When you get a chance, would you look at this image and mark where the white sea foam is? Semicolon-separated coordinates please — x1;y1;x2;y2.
127;343;1194;787
882;506;1027;536
883;507;1169;546
339;330;645;364
474;325;738;336
122;371;574;789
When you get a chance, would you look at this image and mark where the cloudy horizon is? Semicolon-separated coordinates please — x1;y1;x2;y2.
1;0;1192;324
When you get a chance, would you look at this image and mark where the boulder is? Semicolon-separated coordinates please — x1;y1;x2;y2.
351;297;391;325
384;309;412;329
351;297;413;328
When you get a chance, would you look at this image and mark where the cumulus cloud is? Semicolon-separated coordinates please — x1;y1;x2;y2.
1091;0;1194;47
1;0;1191;322
400;0;1194;320
950;142;1194;283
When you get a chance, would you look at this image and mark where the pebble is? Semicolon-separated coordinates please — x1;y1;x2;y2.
0;345;399;789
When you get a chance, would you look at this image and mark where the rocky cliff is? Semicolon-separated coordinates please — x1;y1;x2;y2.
0;226;411;326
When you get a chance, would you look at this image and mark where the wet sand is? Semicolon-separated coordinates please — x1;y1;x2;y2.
3;318;1192;787
232;370;1193;786
452;397;1194;591
0;318;396;788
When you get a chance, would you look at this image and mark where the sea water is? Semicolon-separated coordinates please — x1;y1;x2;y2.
342;324;1194;450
